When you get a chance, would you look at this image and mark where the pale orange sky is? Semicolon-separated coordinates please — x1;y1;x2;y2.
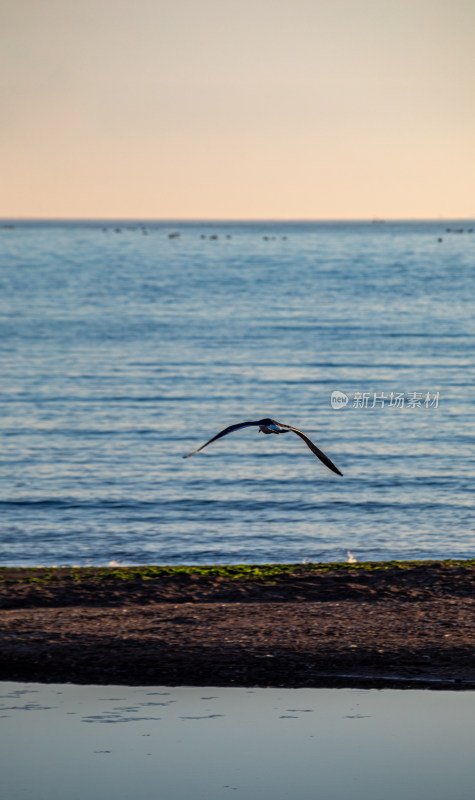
2;0;474;219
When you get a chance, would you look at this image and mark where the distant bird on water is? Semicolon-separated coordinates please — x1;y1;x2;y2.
183;417;343;476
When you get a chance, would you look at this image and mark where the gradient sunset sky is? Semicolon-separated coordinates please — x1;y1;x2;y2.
2;0;474;219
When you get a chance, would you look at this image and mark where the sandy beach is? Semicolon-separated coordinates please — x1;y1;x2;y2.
1;561;474;689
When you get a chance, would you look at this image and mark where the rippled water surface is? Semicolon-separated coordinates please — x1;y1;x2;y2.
0;220;474;565
1;683;474;800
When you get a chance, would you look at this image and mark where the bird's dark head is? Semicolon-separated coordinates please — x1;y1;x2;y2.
258;418;274;431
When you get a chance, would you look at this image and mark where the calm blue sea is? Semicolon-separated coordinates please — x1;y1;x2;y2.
0;220;473;566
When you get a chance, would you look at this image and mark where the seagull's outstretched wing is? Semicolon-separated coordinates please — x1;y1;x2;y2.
183;419;269;459
276;423;343;476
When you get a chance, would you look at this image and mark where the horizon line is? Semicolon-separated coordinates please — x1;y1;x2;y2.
2;215;474;224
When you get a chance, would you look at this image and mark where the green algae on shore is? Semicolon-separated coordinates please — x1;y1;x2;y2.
1;558;474;585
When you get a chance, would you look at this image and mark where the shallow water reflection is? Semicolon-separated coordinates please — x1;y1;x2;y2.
1;683;474;799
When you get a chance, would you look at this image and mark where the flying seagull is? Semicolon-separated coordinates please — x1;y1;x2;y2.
183;417;343;476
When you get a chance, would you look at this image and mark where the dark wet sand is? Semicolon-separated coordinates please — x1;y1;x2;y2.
1;562;474;689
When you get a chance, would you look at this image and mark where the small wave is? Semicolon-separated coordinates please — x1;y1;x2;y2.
0;496;468;515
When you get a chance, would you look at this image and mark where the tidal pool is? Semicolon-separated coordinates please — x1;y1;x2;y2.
1;683;474;800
